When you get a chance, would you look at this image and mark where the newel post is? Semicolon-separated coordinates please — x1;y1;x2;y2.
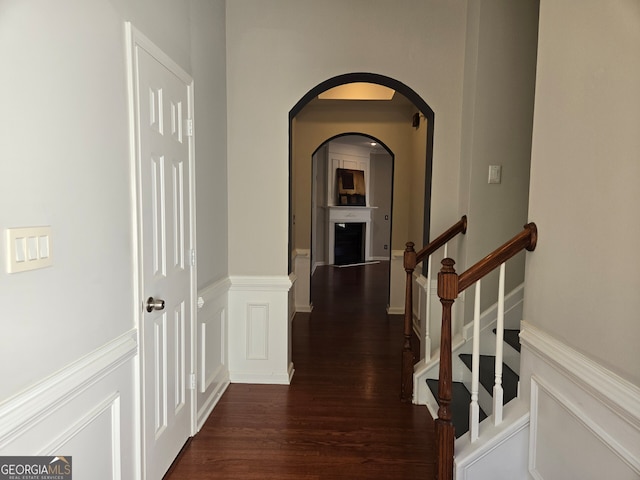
400;241;417;402
436;258;458;480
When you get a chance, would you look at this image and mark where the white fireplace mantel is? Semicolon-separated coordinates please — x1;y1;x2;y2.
327;206;377;265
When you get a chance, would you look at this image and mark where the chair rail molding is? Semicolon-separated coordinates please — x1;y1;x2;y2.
520;321;640;479
0;330;137;445
0;330;138;479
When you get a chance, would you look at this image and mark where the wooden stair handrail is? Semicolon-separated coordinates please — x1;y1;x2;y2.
400;215;467;403
459;222;537;292
415;215;468;266
435;222;538;480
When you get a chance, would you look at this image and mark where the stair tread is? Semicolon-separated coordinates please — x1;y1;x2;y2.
426;379;487;438
493;328;521;352
458;354;519;405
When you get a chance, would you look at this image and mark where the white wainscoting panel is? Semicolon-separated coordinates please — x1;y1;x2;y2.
455;400;530;480
196;277;230;429
520;322;640;480
0;331;138;480
288;272;297;322
228;275;293;384
246;303;269;360
293;250;312;313
387;250;405;314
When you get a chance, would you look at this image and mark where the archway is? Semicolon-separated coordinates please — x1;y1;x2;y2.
309;133;395;306
289;73;435;314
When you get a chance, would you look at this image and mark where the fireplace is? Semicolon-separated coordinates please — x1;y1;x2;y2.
334;222;365;265
327;206;373;265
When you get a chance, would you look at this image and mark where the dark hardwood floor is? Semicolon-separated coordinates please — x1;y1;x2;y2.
165;261;435;479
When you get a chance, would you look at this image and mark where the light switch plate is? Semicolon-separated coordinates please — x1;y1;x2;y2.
6;226;53;273
488;165;502;184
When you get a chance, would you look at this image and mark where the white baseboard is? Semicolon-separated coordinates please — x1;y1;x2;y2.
196;379;229;431
229;363;294;385
312;261;326;275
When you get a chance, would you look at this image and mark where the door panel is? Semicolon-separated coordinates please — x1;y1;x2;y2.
132;37;193;480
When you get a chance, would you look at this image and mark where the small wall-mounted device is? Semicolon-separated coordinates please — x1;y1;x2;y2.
412;112;420;128
488;165;502;184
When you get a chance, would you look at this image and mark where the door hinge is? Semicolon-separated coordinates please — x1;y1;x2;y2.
190;249;196;266
189;373;196;390
186;118;193;137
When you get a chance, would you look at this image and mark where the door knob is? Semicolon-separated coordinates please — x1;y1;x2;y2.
146;297;165;312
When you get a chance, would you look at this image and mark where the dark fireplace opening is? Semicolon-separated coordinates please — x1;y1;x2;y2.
334;222;365;266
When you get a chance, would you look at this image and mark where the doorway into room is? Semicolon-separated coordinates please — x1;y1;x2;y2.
289;73;436;316
309;133;394;307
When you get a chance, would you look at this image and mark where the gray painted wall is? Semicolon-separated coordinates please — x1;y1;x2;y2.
191;0;229;289
459;0;539;320
370;153;393;258
226;0;467;275
0;0;228;403
525;0;640;385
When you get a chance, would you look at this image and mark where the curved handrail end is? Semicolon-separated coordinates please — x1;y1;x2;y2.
525;222;537;252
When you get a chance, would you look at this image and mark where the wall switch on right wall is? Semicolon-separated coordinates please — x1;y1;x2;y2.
488;165;502;184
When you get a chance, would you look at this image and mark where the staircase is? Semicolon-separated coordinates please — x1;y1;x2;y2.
402;222;538;480
425;327;521;438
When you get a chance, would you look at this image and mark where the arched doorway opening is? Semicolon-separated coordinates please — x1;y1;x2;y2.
309;133;395;307
289;73;435;314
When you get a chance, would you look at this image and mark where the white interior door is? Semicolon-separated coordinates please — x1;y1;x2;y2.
128;25;195;480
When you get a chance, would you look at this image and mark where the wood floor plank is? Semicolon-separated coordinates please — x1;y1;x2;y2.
165;262;435;479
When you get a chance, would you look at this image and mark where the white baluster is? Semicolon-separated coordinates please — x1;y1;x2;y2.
443;242;448;259
469;280;481;442
424;253;433;359
493;263;506;425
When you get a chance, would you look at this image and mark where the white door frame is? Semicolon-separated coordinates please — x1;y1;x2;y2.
125;22;197;478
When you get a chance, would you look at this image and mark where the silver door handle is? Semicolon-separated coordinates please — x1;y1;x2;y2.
146;297;165;312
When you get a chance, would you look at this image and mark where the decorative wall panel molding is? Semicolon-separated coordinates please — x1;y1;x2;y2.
292;250;312;313
196;277;230;430
228;275;293;385
246;303;269;360
520;322;640;479
0;330;136;446
0;331;138;478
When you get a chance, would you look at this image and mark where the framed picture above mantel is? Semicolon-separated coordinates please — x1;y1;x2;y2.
336;168;366;206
